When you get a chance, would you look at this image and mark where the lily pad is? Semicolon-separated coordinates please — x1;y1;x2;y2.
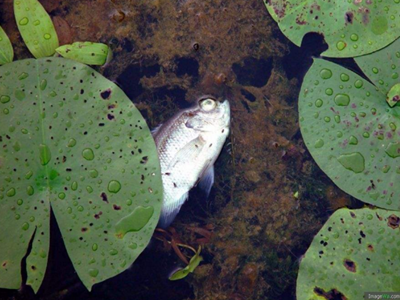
299;54;400;210
0;26;13;65
14;0;59;58
297;207;400;299
0;57;162;292
264;0;400;58
56;42;110;66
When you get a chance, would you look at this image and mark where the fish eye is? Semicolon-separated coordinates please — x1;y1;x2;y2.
199;98;217;111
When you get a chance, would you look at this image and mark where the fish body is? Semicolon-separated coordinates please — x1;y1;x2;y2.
152;97;230;228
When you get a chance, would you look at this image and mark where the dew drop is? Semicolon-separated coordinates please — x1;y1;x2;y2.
40;79;47;91
325;88;334;96
336;41;346;50
109;249;118;255
128;243;138;249
6;188;16;197
350;34;358;41
22;223;30;231
13;142;21;152
315;99;323;107
108;180;121;193
92;243;98;251
0;95;10;103
363;132;370;138
67;138;76;147
77;205;84;212
372;67;379;74
89;269;99;278
43;33;51;40
314;139;324;148
33;20;40;26
385;142;400;158
58;192;66;200
17;199;23;205
334;115;341;123
18;72;28;80
382;165;391;173
349;136;358;145
71;181;78;191
115;206;154;238
89;169;99;178
334;94;350;106
39;144;51;165
82;148;94;160
337;152;365;173
324;117;331;123
320;69;332;79
19;17;29;25
340;73;350;82
27;185;34;196
25;171;33;179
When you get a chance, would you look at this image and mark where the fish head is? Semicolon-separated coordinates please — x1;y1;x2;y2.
185;97;230;132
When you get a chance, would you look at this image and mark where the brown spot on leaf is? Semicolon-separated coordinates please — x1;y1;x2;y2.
367;244;374;252
350;212;356;218
100;89;111;100
314;287;348;299
343;259;356;272
113;204;121;210
387;214;400;229
101;192;108;203
2;261;7;268
345;11;354;24
81;227;88;232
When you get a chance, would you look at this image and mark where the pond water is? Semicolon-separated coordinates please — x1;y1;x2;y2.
0;0;365;299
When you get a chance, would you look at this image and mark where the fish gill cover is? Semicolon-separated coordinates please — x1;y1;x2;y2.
299;38;400;210
264;0;400;58
0;0;163;293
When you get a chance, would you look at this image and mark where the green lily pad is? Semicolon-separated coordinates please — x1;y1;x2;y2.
299;55;400;210
0;57;162;292
14;0;59;58
264;0;400;58
355;38;400;96
56;42;110;66
0;26;13;65
297;207;400;299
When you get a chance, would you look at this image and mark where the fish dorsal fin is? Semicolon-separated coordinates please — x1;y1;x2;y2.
151;124;163;136
168;135;206;170
158;192;189;228
198;165;214;198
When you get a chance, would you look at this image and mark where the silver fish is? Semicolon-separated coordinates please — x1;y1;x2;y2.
152;96;230;228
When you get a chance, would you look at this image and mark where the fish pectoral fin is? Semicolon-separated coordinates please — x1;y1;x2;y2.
168;136;206;170
198;165;214;198
158;192;189;228
151;123;163;137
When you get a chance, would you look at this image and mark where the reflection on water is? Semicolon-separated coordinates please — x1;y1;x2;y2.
0;0;364;299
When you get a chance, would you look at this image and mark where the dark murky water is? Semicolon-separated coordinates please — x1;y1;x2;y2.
0;0;366;299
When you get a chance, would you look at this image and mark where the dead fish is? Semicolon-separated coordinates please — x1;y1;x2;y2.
152;96;230;228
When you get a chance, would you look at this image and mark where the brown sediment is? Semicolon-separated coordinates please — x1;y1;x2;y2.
0;0;340;299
